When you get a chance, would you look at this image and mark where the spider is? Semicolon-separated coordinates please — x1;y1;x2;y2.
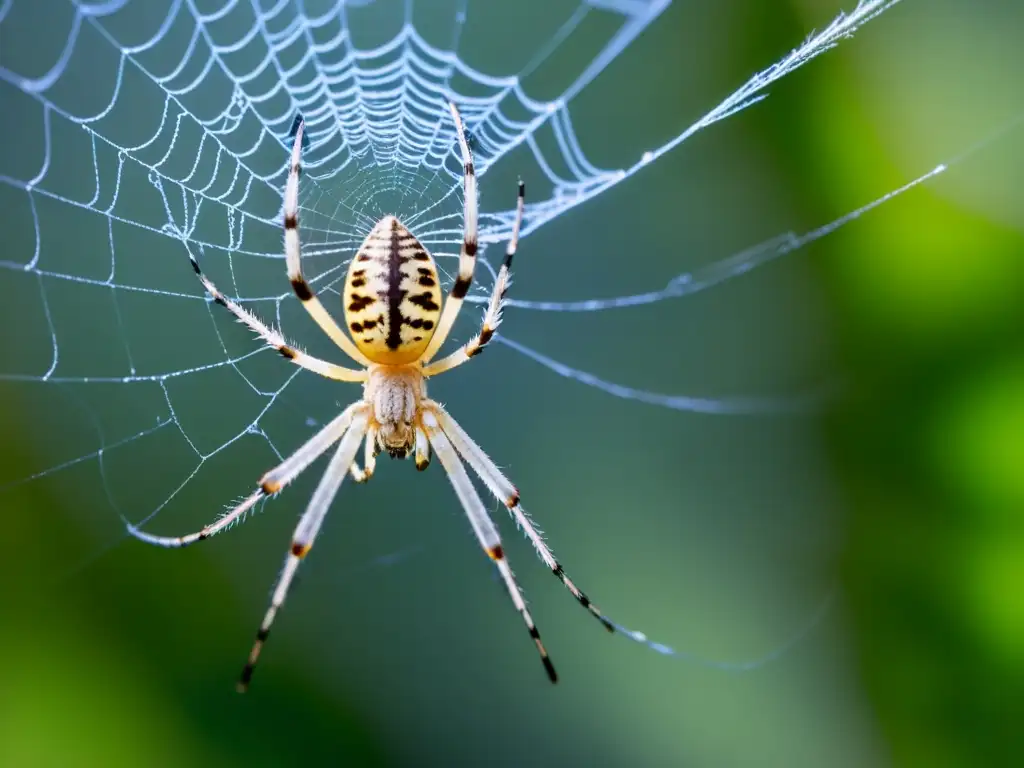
129;103;617;690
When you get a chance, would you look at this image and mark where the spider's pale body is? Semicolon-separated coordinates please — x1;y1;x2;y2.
364;363;425;458
130;103;618;691
342;215;437;457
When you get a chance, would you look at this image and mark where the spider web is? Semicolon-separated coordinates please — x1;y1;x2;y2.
0;0;946;664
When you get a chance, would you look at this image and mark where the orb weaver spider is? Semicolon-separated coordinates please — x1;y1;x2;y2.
129;103;616;690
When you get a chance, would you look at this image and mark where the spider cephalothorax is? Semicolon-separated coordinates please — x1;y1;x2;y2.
129;103;618;692
364;364;425;460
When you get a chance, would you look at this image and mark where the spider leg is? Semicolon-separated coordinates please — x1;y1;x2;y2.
414;425;431;471
238;408;370;692
186;246;366;383
127;402;366;548
420;102;479;364
425;403;615;634
422;181;524;378
283;120;374;368
420;410;557;683
350;425;377;483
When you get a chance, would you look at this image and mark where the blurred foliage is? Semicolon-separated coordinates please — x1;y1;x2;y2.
0;442;383;767
791;1;1024;765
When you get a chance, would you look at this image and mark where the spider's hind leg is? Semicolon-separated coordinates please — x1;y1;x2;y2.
427;403;616;634
421;410;557;682
239;410;370;692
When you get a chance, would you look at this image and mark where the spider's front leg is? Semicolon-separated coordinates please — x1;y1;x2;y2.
422;180;524;379
282;119;374;369
184;244;367;383
419;102;480;365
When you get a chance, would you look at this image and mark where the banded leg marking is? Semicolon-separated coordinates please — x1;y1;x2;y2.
421;410;557;683
127;490;264;549
422;180;525;378
427;403;614;633
127;403;365;548
283;120;374;368
186;247;366;383
420;102;479;364
238;410;370;692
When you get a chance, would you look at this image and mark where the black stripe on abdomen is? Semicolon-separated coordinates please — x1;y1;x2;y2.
385;220;407;350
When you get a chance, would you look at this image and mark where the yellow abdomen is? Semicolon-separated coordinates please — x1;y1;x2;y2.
343;216;442;365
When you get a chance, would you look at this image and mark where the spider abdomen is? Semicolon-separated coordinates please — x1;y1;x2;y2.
344;216;442;365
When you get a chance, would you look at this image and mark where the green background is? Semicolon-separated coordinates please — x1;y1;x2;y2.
1;0;1022;766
